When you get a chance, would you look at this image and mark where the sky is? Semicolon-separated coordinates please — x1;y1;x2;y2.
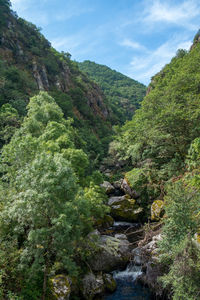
10;0;200;85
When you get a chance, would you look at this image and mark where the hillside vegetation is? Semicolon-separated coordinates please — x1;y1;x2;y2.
0;2;147;298
2;0;200;299
0;0;111;166
111;33;200;299
78;60;146;124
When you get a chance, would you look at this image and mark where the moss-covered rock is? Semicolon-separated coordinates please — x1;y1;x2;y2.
121;178;140;198
193;233;200;250
108;195;143;222
100;181;115;194
151;200;164;221
94;214;114;229
125;168;161;211
125;168;147;191
81;272;104;300
103;273;117;293
50;274;71;300
89;234;131;272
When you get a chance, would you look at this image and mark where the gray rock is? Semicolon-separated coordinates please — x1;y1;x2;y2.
114;234;127;240
100;181;115;195
131;247;147;265
89;235;131;272
121;178;140;198
108;195;127;206
113;179;123;189
140;262;164;298
108;195;143;222
82;273;104;300
50;275;71;300
103;273;117;292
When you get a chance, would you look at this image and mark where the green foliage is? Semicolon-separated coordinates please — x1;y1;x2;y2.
125;167;161;210
114;43;200;182
0;92;107;298
0;103;20;148
159;181;200;257
158;179;200;299
160;237;200;300
0;0;11;28
78;60;146;124
0;60;37;116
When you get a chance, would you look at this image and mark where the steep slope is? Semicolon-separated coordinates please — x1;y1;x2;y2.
78;60;146;124
114;37;200;180
110;30;200;300
0;1;111;164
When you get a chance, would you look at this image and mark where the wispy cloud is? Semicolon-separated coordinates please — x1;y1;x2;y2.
51;36;81;53
10;0;200;85
143;0;200;29
55;5;94;22
124;34;192;84
120;39;147;51
11;0;94;26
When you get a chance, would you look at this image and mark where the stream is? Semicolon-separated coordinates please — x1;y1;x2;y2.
104;263;154;300
102;221;154;300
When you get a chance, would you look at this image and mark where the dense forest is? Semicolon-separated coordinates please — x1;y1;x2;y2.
78;60;146;124
1;0;200;299
111;33;200;299
0;0;145;169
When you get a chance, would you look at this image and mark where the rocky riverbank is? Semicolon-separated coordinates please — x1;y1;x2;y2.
51;178;166;300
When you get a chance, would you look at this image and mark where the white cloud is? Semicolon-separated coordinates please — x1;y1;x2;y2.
124;34;192;84
55;6;94;22
51;36;81;53
120;39;146;51
144;0;200;29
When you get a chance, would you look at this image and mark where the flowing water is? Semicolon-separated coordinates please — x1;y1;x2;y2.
103;221;154;300
104;263;153;300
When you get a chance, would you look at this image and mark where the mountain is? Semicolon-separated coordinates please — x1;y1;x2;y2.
0;1;113;165
78;60;146;124
111;30;200;299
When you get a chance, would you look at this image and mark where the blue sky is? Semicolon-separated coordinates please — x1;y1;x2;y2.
10;0;200;85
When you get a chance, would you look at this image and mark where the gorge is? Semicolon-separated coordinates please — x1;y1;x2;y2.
1;1;200;299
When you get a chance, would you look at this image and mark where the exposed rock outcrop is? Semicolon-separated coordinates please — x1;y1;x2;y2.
89;231;131;272
108;195;143;222
50;275;71;300
82;273;104;300
100;181;115;195
120;178;140;199
151;200;164;221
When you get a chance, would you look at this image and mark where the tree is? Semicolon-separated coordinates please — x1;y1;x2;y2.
0;104;20;148
0;92;107;298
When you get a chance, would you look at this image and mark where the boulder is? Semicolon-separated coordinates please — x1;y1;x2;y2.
101;181;115;195
151;200;164;221
89;234;131;272
141;234;162;259
108;195;143;222
113;179;123;189
136;233;165;298
50;275;71;300
82;273;104;300
121;178;140;198
139;261;165;298
94;214;114;230
103;273;117;293
114;233;127;240
132;247;145;266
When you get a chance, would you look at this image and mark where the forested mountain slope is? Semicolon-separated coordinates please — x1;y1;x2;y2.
78;60;146;124
0;0;112;165
111;31;200;299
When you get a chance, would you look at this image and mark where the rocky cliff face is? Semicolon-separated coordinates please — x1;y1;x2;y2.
0;9;109;120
